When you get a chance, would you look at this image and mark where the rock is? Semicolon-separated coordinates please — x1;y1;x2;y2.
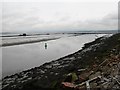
64;73;78;83
62;82;75;88
89;72;101;80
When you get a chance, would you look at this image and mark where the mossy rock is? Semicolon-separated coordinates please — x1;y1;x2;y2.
64;72;78;82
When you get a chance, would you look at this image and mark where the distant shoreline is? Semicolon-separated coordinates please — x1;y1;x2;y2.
1;33;111;47
1;38;60;47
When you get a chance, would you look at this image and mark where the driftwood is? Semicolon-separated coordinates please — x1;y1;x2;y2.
76;75;101;87
86;81;90;90
112;77;120;85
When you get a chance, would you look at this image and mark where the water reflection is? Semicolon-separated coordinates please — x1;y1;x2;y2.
2;34;104;77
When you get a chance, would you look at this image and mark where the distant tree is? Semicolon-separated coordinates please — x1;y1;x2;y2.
19;33;27;36
46;33;50;35
23;33;27;36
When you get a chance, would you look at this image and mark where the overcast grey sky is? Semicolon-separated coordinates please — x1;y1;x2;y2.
2;1;118;32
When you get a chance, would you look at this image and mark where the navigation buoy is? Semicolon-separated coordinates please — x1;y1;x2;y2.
45;43;47;49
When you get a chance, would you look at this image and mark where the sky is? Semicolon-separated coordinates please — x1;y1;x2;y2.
1;0;119;33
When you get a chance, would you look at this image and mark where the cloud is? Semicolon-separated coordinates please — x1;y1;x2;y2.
2;2;118;32
75;12;118;30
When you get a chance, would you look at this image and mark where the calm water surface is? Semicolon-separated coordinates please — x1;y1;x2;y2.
2;34;104;77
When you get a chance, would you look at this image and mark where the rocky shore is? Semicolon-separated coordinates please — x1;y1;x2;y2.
2;33;120;90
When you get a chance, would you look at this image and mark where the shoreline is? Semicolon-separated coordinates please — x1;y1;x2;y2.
2;34;110;79
1;34;108;47
1;37;60;47
2;36;104;79
2;34;107;78
2;33;120;90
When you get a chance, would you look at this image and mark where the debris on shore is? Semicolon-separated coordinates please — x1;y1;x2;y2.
62;54;120;89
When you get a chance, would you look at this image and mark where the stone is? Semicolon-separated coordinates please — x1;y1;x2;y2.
89;72;101;80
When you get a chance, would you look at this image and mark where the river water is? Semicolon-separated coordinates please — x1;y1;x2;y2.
2;34;106;77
